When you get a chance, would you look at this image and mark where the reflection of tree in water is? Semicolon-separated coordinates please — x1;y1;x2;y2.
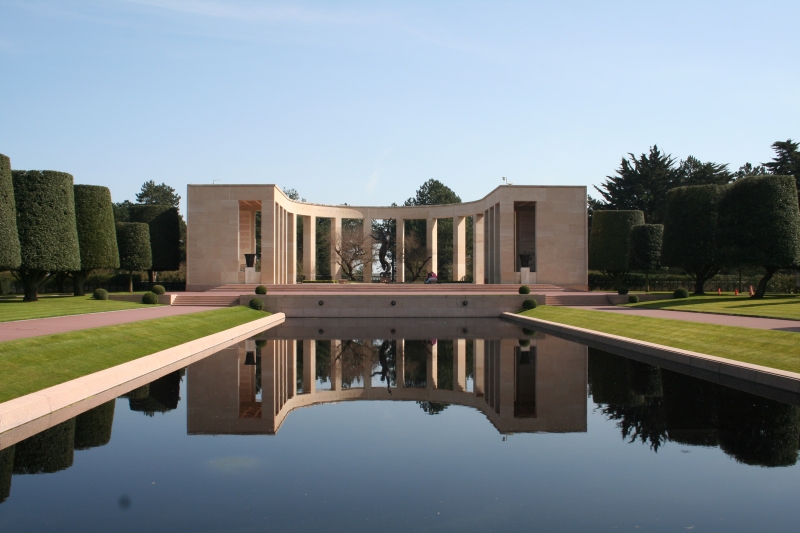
12;419;76;475
125;370;184;416
338;340;374;388
437;340;454;391
74;401;116;450
590;348;800;466
315;340;331;384
417;401;449;415
403;340;432;388
0;446;13;503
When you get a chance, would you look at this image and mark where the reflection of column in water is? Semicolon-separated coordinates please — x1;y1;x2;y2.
331;340;342;391
262;340;276;417
499;340;516;420
302;340;315;394
288;340;297;399
474;340;485;397
396;340;405;389
455;339;466;392
427;342;438;389
363;340;372;390
0;446;14;503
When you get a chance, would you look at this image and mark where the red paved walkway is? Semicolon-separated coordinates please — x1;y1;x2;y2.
0;306;219;342
578;306;800;333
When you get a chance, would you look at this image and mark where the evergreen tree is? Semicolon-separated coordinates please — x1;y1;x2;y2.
764;139;800;195
677;156;732;186
135;180;180;207
404;179;461;281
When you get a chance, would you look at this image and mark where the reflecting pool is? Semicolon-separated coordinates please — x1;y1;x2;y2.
1;318;799;532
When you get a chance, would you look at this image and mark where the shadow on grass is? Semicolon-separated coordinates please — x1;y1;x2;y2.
636;295;799;311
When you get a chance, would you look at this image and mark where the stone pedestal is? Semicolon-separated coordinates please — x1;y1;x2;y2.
520;267;536;285
245;267;261;284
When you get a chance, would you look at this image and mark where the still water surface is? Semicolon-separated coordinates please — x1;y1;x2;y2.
1;318;799;532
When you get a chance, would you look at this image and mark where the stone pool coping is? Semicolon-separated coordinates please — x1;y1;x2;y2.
502;312;800;405
0;313;285;449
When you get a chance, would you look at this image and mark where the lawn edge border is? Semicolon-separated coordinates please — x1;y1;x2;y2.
0;312;285;447
628;302;800;323
502;311;800;400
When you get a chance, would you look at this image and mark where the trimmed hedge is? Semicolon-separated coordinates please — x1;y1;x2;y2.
129;205;181;272
116;222;152;272
12;418;75;474
522;298;538;310
617;287;629;295
589;211;644;288
74;401;115;450
0;154;21;270
518;285;530;294
674;288;689;298
141;291;159;304
128;371;182;416
73;185;119;270
92;288;109;300
255;285;267;294
151;284;166;295
250;298;264;310
628;294;639;304
718;175;800;297
628;224;663;272
12;170;81;272
662;185;724;294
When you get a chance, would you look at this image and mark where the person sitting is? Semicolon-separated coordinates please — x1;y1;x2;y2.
424;271;438;284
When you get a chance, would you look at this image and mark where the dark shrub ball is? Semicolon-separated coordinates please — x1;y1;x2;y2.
674;288;689;299
519;285;530;295
617;287;629;295
249;298;264;310
255;339;267;348
255;285;267;295
519;339;531;347
628;294;640;304
92;288;109;301
141;292;159;304
522;327;536;337
151;284;166;295
522;298;538;310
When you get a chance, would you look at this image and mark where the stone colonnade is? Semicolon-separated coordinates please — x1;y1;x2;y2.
186;184;588;290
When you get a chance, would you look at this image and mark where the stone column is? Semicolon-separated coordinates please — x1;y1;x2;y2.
302;339;316;394
486;207;494;284
396;219;405;283
302;215;316;281
473;213;484;284
427;342;438;390
261;198;276;284
494;204;502;283
499;202;515;284
453;216;466;282
474;339;485;396
426;218;438;277
454;339;466;392
363;217;373;283
287;213;297;284
277;207;284;284
396;339;405;388
330;216;342;281
331;340;342;391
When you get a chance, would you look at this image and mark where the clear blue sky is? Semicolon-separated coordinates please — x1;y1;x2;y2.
1;1;798;215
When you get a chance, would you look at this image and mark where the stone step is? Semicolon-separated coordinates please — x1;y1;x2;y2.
172;295;239;307
545;294;611;306
207;283;567;293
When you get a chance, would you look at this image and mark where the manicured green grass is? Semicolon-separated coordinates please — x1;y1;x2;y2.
519;306;800;373
0;295;151;323
627;294;800;321
0;307;267;403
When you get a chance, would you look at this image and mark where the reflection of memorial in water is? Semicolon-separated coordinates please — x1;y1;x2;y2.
187;319;588;435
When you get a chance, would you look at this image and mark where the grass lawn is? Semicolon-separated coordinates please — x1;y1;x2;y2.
0;307;267;403
519;306;800;374
0;295;152;323
627;294;800;321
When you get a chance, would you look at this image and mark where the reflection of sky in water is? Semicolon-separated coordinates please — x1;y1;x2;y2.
1;331;799;533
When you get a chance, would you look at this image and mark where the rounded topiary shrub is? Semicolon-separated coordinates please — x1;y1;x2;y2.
522;298;538;310
617;287;629;295
674;288;689;299
255;339;267;348
128;205;181;272
519;285;530;295
522;327;536;337
628;294;640;304
519;339;530;347
151;284;166;295
255;285;267;295
92;288;109;300
141;292;159;304
249;298;264;310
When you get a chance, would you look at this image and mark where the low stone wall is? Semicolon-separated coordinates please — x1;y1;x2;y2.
0;313;285;448
108;293;176;305
502;312;800;405
606;293;673;305
242;294;545;318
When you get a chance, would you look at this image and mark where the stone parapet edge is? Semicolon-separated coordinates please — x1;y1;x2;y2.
0;312;285;447
501;312;800;402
